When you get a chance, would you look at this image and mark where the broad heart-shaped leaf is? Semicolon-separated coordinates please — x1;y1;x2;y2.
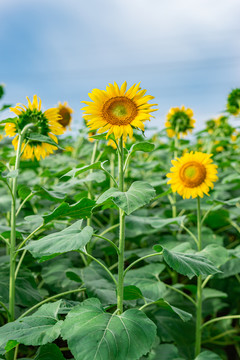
140;343;184;360
125;263;166;301
97;181;156;215
34;344;66;360
42;198;95;224
199;244;229;267
162;248;221;279
0;301;63;353
24;221;93;262
194;350;222;360
129;142;155;153
61;298;156;360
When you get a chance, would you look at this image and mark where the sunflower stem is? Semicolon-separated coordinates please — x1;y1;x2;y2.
195;196;203;357
117;136;125;314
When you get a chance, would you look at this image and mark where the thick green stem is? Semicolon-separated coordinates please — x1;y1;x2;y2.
195;196;202;357
117;137;125;314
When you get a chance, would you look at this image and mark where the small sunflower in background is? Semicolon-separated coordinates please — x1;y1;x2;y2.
167;152;218;199
226;88;240;116
5;95;65;160
165;106;195;138
57;101;73;129
82;81;157;141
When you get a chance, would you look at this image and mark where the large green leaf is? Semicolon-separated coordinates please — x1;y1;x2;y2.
0;266;42;307
199;244;229;267
162;248;221;278
27;133;63;150
42;198;95;224
0;301;63;353
34;344;66;360
97;181;156;215
125;263;166;301
81;262;116;305
63;161;104;178
61;298;156;360
141;343;184;360
129;142;155;153
195;350;222;360
153;299;192;322
24;221;93;261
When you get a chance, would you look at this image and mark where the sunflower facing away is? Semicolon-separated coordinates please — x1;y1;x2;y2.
167;152;218;199
57;101;73;129
5;95;65;160
165;106;195;138
81;82;157;141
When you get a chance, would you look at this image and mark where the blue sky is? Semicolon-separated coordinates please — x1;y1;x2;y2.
1;0;240;134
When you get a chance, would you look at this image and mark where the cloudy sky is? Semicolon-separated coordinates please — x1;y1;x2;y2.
1;0;240;133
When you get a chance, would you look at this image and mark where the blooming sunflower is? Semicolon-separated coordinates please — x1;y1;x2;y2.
5;95;65;160
226;88;240;116
81;81;157;140
57;101;73;129
165;106;195;138
167;152;218;199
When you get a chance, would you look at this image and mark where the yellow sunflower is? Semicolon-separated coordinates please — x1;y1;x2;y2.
167;152;218;199
165;106;195;138
57;101;73;129
5;95;65;160
81;81;157;141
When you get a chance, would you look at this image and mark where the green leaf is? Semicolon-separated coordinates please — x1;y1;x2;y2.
82;262;116;305
42;198;95;224
34;344;66;360
125;263;166;301
18;185;32;200
129;142;155;153
34;185;66;202
97;181;156;215
218;258;240;278
154;299;192;322
61;298;156;360
162;248;221;279
0;117;17;125
0;301;63;352
123;285;143;300
2;169;18;178
195;350;222;360
199;244;229;267
141;343;184;360
24;221;93;261
63;161;104;178
150;216;186;229
202;288;228;300
27;133;64;150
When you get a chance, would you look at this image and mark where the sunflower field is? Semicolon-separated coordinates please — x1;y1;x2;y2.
0;82;239;360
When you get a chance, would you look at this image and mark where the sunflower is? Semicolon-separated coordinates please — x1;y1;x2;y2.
167;152;218;199
226;88;240;116
57;101;73;129
5;95;65;160
165;106;195;138
81;81;157;141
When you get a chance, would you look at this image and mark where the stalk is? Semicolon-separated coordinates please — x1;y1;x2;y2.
195;196;202;356
117;137;125;314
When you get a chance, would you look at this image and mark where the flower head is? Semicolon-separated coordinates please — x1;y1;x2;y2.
5;95;65;160
167;152;218;199
165;106;195;138
82;81;157;141
57;101;73;129
227;88;240;116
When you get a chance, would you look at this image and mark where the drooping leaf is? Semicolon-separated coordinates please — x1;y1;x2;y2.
97;181;156;215
63;161;104;178
123;285;144;300
27;133;63;150
125;263;166;301
218;258;240;278
195;350;222;360
129;142;155;153
162;248;221;279
81;262;116;305
153;299;192;322
199;244;229;267
34;344;66;360
0;301;63;353
61;298;156;360
24;221;93;261
42;198;95;224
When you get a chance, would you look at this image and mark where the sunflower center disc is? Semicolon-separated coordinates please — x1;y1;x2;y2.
59;107;71;127
180;161;206;188
102;96;138;125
